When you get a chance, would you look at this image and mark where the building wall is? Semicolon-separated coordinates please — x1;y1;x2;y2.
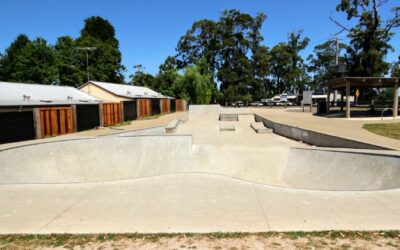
80;83;130;102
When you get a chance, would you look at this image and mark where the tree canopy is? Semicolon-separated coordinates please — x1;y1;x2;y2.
0;16;125;86
335;0;400;76
1;1;399;103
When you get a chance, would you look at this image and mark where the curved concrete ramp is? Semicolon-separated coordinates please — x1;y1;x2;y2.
283;148;400;191
1;136;399;191
0;136;192;184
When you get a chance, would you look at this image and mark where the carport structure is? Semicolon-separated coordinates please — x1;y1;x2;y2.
325;77;399;118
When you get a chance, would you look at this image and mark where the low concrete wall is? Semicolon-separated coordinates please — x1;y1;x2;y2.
254;114;390;150
284;148;400;191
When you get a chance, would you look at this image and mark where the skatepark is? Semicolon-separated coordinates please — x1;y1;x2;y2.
0;105;399;233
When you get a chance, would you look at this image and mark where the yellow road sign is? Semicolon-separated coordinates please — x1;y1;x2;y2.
355;89;360;98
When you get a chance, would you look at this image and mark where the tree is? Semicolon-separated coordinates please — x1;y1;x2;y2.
175;58;215;104
269;31;310;94
269;43;292;93
307;39;347;88
75;16;125;83
80;16;119;45
9;38;58;84
391;56;400;77
176;10;269;101
129;64;156;88
154;56;182;97
176;19;220;73
335;0;400;76
55;36;84;86
0;34;30;81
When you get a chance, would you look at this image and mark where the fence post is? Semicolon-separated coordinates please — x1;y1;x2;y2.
99;103;104;127
120;101;125;122
71;105;78;132
33;108;42;139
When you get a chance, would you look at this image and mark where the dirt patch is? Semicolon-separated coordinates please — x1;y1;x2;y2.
0;231;399;250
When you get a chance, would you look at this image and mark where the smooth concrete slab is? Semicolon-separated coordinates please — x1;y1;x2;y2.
0;174;399;234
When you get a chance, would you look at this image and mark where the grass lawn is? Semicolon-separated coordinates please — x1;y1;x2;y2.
0;231;399;249
362;123;400;140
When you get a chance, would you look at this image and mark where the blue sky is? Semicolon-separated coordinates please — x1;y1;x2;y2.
1;0;399;79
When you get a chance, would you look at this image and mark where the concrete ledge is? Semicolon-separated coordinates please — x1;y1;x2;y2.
254;114;391;150
219;124;235;131
219;114;238;121
165;114;188;133
250;122;273;133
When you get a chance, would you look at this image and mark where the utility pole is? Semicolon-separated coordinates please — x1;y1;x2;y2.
334;36;341;105
335;36;340;65
75;47;97;82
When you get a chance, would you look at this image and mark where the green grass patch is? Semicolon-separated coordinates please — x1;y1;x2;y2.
362;123;400;140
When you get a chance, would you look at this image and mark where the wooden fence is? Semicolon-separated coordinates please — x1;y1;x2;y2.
160;99;170;113
176;99;187;111
101;103;122;127
38;106;74;138
137;99;152;118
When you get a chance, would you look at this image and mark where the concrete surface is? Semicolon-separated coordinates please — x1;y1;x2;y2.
1;174;400;234
0;105;400;233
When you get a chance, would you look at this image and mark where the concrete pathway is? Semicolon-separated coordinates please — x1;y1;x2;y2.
0;174;399;234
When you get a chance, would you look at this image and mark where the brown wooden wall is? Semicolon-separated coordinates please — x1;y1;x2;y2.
138;99;152;118
102;103;122;127
176;99;187;111
160;99;171;113
39;106;74;138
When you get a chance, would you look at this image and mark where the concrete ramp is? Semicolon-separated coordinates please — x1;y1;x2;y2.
189;105;220;121
283;148;400;191
0;136;192;184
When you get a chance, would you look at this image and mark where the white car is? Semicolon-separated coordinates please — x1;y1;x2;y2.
250;101;263;106
275;100;293;106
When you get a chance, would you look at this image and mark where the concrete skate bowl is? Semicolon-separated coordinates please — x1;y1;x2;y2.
0;136;399;191
0;136;192;184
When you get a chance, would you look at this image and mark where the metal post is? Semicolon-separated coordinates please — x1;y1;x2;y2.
346;82;351;119
340;89;344;112
75;47;97;82
86;51;89;82
326;87;331;114
335;37;339;65
394;82;399;118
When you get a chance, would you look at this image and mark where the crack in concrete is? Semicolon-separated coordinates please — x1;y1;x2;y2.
252;184;271;230
37;184;102;233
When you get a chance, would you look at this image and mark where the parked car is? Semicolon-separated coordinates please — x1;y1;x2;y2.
261;99;274;106
233;101;245;107
275;100;294;106
250;101;263;107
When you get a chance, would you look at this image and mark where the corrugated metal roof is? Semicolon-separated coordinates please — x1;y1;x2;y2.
0;81;100;106
87;81;170;99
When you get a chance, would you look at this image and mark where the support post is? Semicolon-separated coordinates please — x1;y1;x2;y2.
33;108;42;139
394;82;399;118
340;89;344;112
71;105;78;132
120;101;125;122
346;82;351;119
326;87;331;114
99;103;104;127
